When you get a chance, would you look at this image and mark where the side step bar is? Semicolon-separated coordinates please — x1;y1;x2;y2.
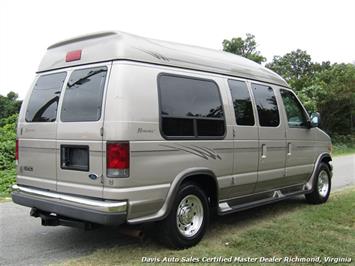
218;186;308;215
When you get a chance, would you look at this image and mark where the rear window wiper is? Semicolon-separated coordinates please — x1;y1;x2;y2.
67;69;105;88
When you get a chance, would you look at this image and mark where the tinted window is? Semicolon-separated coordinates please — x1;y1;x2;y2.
280;89;308;128
160;75;224;118
61;67;107;122
228;80;255;126
162;118;194;137
26;72;66;122
252;84;280;127
159;74;225;138
197;119;225;136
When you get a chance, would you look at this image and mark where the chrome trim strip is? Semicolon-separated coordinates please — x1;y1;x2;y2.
12;184;127;213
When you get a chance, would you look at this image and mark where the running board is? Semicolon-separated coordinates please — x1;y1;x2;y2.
218;186;308;215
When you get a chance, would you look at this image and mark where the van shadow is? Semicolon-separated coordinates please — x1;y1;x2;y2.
37;196;308;254
142;195;309;247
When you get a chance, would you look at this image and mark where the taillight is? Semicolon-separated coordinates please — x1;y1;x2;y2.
16;139;19;161
106;142;129;178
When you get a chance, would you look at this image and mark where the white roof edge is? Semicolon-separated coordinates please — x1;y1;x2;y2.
38;31;289;87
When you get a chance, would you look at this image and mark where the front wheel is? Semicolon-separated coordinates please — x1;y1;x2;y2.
159;182;209;249
305;162;331;204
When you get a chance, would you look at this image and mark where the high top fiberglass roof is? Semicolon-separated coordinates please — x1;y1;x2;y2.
38;31;288;87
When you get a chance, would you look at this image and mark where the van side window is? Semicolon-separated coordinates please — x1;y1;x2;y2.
61;67;107;122
252;83;280;127
280;89;308;128
158;74;225;139
26;72;67;122
228;80;254;126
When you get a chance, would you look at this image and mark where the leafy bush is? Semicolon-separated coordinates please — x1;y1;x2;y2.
0;114;17;170
0;168;16;196
0;114;17;195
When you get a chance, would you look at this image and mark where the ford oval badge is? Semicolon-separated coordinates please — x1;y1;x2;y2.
88;173;98;180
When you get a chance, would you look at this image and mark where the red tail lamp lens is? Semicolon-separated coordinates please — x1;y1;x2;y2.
106;142;129;177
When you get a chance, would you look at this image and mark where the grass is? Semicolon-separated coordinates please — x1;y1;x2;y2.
332;135;355;156
58;187;355;266
333;145;355;156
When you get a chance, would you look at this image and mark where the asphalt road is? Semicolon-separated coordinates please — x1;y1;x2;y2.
0;154;354;266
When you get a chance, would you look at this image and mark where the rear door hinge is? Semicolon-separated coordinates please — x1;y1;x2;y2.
100;127;104;137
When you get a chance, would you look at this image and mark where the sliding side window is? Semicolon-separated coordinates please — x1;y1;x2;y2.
252;83;280;127
228;79;255;126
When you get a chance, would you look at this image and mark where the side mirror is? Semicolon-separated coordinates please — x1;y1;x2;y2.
309;112;320;128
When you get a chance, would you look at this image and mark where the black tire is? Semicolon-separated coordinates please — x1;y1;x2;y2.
305;162;331;204
159;182;210;249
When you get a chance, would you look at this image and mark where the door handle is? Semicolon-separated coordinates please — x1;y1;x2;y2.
261;144;267;159
287;143;292;156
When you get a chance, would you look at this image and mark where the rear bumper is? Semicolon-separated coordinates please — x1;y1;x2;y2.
11;184;127;225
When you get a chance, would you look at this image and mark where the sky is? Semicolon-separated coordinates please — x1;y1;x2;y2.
0;0;354;99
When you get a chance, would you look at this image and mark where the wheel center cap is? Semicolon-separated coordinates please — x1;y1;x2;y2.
179;206;193;224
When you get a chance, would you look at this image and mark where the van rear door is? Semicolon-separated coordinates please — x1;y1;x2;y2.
56;63;110;198
17;72;67;191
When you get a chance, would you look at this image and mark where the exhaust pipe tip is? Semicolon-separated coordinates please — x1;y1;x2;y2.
30;207;40;218
118;226;145;242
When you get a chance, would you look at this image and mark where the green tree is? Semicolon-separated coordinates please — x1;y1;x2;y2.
312;63;355;135
0;92;22;120
264;48;355;136
266;49;314;92
222;34;266;64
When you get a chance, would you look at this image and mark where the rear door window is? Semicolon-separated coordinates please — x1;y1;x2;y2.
26;72;66;122
61;67;107;122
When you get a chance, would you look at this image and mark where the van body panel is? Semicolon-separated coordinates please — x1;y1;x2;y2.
17;138;57;190
283;129;316;185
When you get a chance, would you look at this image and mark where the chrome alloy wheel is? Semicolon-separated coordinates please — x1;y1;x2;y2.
176;194;204;237
318;169;330;197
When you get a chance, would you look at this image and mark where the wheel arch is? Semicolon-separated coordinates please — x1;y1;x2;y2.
127;168;218;224
305;152;333;191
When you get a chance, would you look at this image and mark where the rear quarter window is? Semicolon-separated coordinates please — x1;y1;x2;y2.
25;72;67;122
158;74;225;139
61;67;107;122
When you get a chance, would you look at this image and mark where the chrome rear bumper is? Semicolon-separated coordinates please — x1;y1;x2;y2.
11;184;127;225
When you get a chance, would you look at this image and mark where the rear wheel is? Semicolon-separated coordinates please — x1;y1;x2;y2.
160;182;209;249
305;162;331;204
